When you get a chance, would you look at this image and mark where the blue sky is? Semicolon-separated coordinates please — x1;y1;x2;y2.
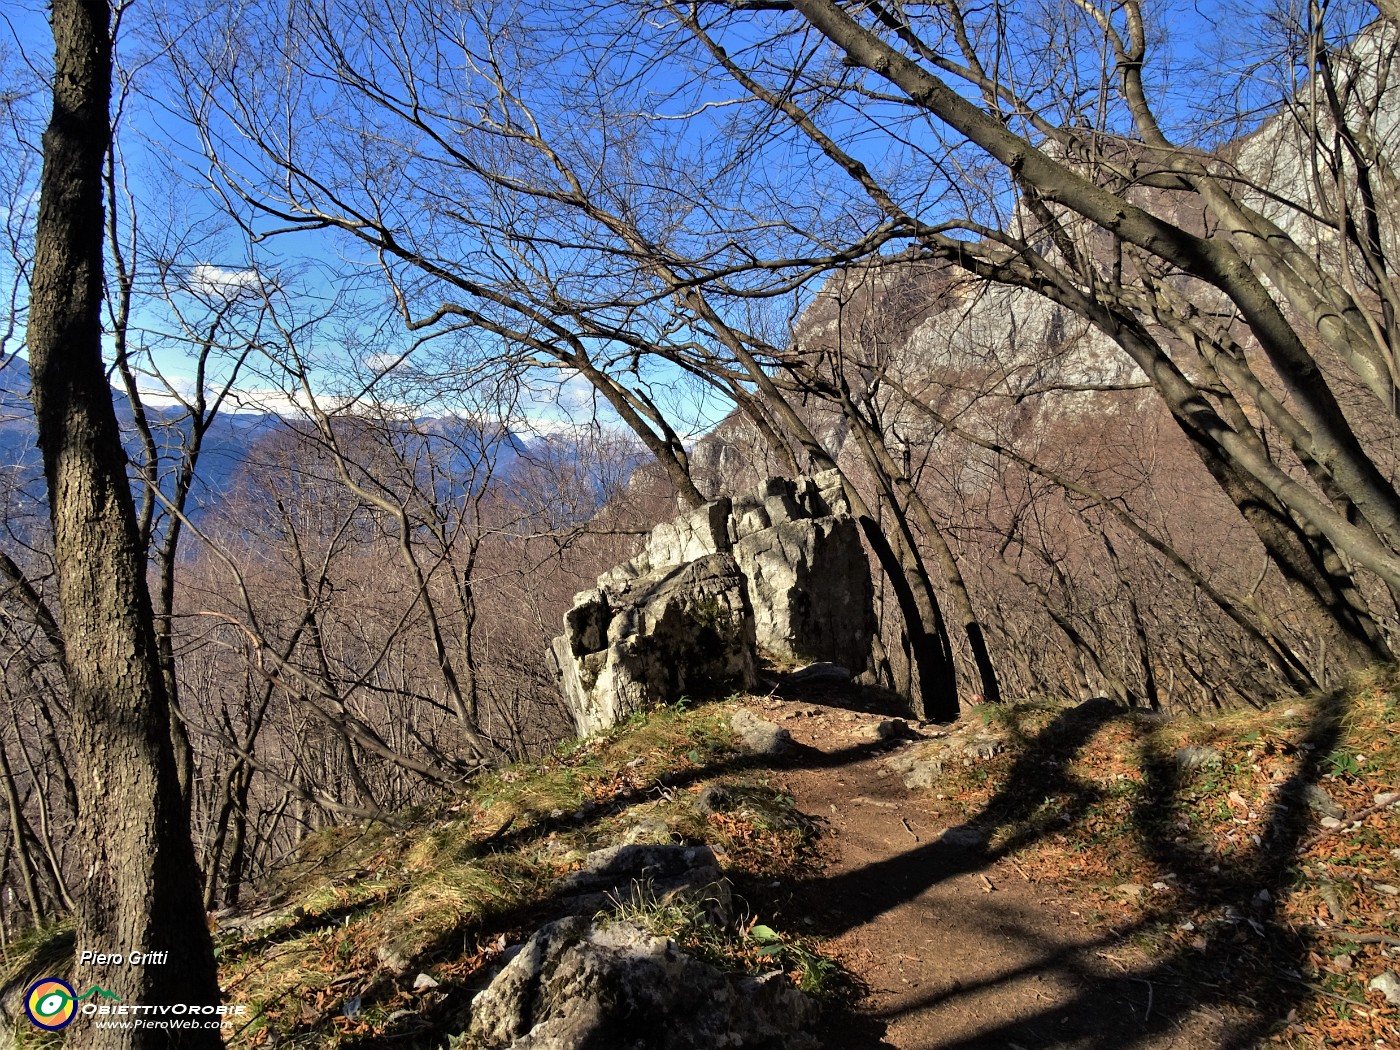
0;0;1357;436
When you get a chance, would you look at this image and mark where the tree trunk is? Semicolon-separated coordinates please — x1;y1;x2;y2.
26;1;222;1043
835;385;1001;704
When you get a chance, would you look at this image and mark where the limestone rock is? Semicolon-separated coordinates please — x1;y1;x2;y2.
558;844;732;922
1173;746;1223;773
734;513;872;673
1299;783;1343;818
551;555;757;736
566;844;720;887
730;709;792;755
938;827;987;848
885;723;1006;789
376;943;413;977
597;500;733;591
462;917;819;1050
696;783;738;815
1368;972;1400;1006
885;747;945;791
788;662;851;684
551;474;878;737
856;719;907;743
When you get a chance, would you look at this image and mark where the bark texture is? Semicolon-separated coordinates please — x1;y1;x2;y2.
26;1;223;1044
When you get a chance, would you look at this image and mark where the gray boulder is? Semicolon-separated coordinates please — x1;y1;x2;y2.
462;917;819;1050
556;844;732;922
788;662;851;684
551;555;757;736
730;709;792;755
733;510;872;674
551;473;878;737
561;844;721;891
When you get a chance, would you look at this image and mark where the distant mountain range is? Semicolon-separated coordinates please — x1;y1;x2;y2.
0;357;538;526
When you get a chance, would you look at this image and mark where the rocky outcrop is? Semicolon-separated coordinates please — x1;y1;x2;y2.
550;552;758;737
884;720;1008;790
728;709;793;756
556;844;732;921
729;477;873;675
461;916;820;1050
551;472;876;736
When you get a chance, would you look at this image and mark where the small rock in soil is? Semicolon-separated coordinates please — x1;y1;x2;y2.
1301;783;1343;818
937;827;986;848
857;719;906;743
376;944;413;976
1173;746;1222;772
962;738;1003;760
695;783;736;815
413;973;439;991
731;709;792;755
1369;972;1400;1006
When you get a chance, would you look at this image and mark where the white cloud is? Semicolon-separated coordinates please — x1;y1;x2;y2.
363;352;408;373
223;387;324;416
511;416;603;440
524;369;598;416
132;374;197;409
191;263;264;300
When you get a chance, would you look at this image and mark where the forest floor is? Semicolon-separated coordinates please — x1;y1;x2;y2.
757;687;1227;1049
19;671;1391;1048
752;670;1400;1049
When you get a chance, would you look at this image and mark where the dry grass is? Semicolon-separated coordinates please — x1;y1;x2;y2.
213;696;831;1046
905;671;1400;1048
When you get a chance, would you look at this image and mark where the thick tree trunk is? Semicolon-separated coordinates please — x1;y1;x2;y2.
1177;425;1390;675
26;1;223;1044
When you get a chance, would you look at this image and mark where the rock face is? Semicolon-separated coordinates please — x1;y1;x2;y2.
551;472;875;736
463;917;820;1050
729;475;872;674
551;554;758;737
556;844;733;921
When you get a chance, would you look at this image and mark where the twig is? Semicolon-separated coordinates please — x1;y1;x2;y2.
1303;797;1398;850
477;815;516;851
1135;978;1154;1024
1310;926;1400;947
1006;857;1032;882
1276;970;1376;1007
900;817;919;842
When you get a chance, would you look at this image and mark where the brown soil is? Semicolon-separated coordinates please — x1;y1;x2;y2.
747;690;1238;1050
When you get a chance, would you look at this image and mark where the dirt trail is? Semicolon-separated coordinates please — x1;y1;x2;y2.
748;691;1231;1050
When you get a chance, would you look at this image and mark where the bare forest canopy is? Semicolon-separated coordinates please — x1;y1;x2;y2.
2;0;1400;969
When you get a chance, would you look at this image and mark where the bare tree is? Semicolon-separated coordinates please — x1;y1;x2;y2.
23;0;221;1039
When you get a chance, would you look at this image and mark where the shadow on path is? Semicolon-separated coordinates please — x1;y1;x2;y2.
790;693;1349;1049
